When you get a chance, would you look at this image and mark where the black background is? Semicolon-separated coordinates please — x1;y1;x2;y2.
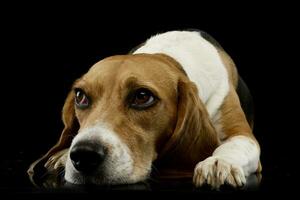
0;1;298;198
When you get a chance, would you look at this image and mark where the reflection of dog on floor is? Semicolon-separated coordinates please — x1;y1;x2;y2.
28;30;261;189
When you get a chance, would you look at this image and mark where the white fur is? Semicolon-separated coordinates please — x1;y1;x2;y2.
134;31;229;118
194;135;260;188
65;124;143;185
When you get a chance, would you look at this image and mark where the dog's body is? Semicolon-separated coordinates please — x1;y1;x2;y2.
28;30;261;189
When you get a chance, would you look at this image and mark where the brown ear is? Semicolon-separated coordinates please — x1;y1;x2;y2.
157;80;220;172
27;91;79;186
43;91;79;158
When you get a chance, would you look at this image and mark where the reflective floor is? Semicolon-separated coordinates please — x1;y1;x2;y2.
0;150;295;197
27;169;262;191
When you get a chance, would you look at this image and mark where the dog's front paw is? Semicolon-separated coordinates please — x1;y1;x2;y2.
193;156;246;189
44;149;69;171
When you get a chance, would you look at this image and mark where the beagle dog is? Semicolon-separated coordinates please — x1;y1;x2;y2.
28;30;261;189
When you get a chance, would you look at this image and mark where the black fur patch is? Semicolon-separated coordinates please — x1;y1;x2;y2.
184;28;224;50
128;42;145;54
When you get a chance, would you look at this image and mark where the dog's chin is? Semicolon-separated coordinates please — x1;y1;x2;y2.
64;171;146;186
64;164;149;186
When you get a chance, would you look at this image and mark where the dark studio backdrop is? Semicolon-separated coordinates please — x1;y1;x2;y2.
0;2;298;197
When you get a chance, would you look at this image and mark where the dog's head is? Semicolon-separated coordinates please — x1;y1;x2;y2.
29;54;220;185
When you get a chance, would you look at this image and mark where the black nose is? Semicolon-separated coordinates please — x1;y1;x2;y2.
70;141;106;173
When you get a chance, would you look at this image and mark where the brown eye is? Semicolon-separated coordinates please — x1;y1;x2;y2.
74;88;89;109
130;88;157;110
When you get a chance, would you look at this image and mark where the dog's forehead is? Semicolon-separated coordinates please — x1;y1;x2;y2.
83;54;178;84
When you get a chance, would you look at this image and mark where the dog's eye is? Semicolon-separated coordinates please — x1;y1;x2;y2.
74;89;89;109
130;88;157;110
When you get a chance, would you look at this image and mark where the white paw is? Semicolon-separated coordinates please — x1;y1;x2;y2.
193;156;246;189
44;149;69;171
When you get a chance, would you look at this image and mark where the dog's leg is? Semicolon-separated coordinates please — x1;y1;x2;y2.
44;148;69;171
193;87;261;189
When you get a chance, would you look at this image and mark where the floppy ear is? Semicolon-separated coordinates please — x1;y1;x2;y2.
157;80;220;172
27;91;79;186
43;91;79;157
